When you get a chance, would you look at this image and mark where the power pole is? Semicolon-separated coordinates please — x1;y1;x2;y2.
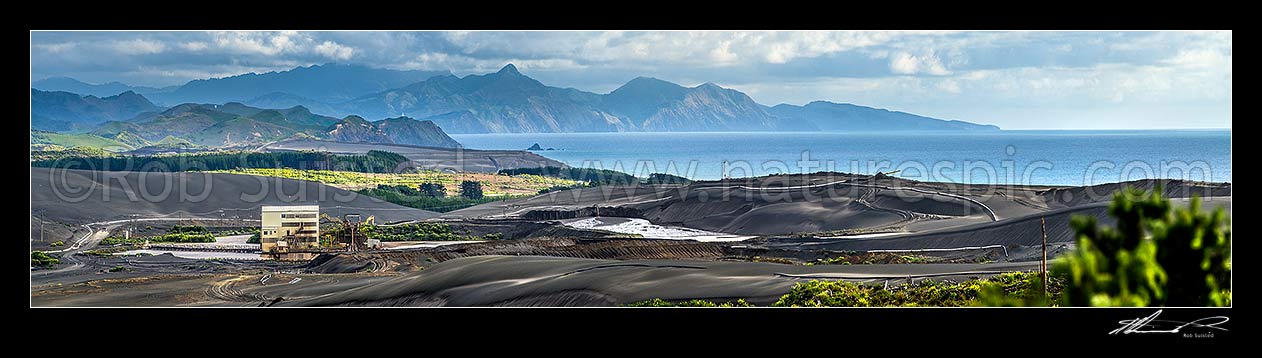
1040;216;1048;299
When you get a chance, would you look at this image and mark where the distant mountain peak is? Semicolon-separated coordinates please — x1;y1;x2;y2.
629;76;664;83
618;76;683;90
806;100;858;108
498;63;521;76
341;115;369;123
609;77;688;99
31;89;163;132
150;63;451;106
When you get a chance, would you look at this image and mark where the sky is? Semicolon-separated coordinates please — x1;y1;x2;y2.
29;31;1231;130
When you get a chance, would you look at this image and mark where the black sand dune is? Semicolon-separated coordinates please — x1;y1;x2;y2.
273;255;1041;307
30;167;438;224
1039;180;1231;209
260;139;566;173
772;197;1231;252
449;174;1230;236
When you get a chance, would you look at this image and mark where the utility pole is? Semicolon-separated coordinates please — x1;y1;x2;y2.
1040;215;1048;299
346;214;361;252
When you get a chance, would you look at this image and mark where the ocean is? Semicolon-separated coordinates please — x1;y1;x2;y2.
451;130;1231;186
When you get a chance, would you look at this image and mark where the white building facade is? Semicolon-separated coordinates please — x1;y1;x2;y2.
260;205;320;253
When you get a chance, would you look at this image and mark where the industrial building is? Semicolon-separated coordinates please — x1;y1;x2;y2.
260;205;320;255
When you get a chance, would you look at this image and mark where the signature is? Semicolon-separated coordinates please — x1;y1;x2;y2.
1110;310;1229;335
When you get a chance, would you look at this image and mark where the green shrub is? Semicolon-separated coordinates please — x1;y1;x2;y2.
169;224;209;234
102;232;215;244
356;186;519;212
499;166;637;185
419;183;447;198
50;241;65;247
460;180;484;199
773;272;1056;307
150;232;216;243
627;298;753;307
32;251;60;267
358;223;486;242
976;272;1065;306
1053;187;1231;307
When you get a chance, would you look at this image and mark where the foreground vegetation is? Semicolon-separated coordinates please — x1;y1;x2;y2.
774;272;1061;307
644;187;1231;308
1054;187;1231;306
627;299;754;307
627;271;1061;307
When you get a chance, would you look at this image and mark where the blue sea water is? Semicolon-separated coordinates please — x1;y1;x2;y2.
451;130;1231;186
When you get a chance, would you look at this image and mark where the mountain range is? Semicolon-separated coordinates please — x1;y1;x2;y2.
30;78;171;98
87;102;459;148
338;64;996;133
31;89;163;132
32;64;450;107
32;62;999;140
767;101;998;131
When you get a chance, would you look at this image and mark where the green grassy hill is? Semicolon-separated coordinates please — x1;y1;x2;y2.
30;130;134;152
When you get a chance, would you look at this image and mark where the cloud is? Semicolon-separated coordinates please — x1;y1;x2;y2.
1162;48;1231;69
36;42;76;53
433;31;935;68
709;41;739;64
210;31;298;56
314;41;354;60
111;39;166;55
180;42;209;51
27;30;1231;129
889;51;950;75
